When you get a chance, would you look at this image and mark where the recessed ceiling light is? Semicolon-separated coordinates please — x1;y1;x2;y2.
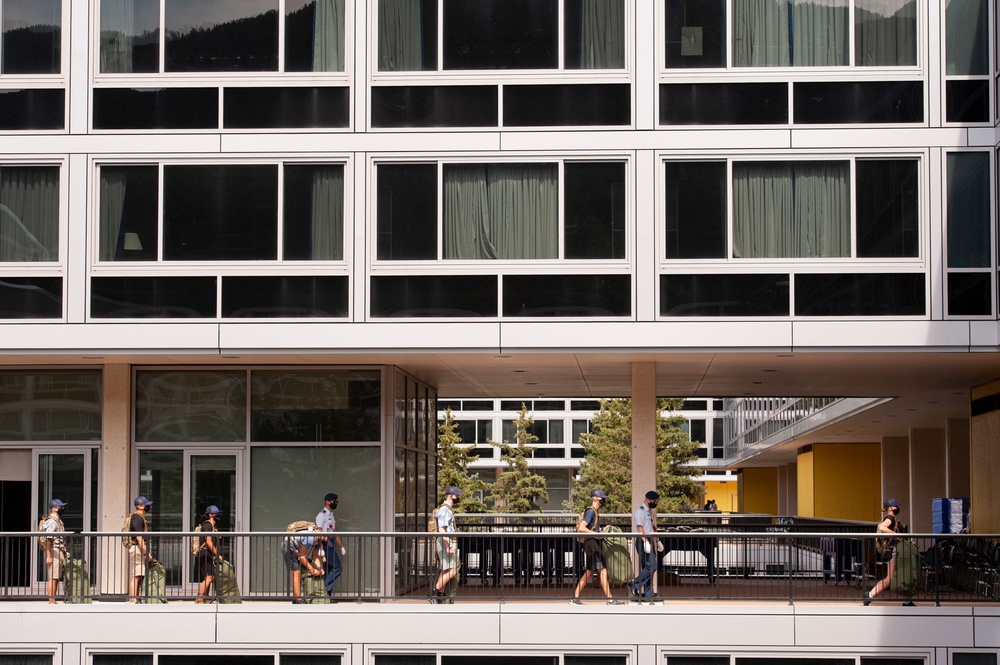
525;382;539;386
82;356;104;359
495;355;511;359
752;381;764;385
763;369;777;373
514;370;527;373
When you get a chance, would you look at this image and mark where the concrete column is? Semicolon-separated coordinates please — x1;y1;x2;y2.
784;463;798;516
909;428;947;533
881;436;910;518
970;382;1000;533
100;363;132;595
631;362;657;509
946;418;970;499
777;465;789;515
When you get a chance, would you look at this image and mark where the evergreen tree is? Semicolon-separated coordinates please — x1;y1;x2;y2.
568;398;702;513
489;404;549;512
436;408;490;512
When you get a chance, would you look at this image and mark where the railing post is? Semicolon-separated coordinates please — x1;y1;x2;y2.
787;536;793;605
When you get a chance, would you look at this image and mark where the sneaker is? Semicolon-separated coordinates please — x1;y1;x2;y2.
902;600;915;607
628;584;640;599
863;592;872;606
607;599;626;605
568;598;583;605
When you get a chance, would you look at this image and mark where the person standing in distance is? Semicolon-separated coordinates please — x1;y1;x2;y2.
42;499;68;604
128;496;153;603
571;489;624;605
195;505;223;603
430;486;462;603
628;490;663;602
316;492;346;595
865;498;902;605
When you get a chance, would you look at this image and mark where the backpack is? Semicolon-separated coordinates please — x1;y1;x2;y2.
428;505;445;533
122;511;145;548
281;520;318;555
576;507;598;543
37;514;64;551
874;514;905;560
190;521;216;556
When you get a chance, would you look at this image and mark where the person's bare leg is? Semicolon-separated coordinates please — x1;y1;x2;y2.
574;570;592;598
47;578;58;604
599;569;612;598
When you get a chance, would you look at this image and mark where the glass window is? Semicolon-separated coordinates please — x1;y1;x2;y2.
378;0;624;71
946;0;988;75
93;88;220;130
664;161;726;259
0;371;101;441
221;275;349;318
223;87;350;129
93;656;154;665
99;0;159;73
137;450;183;582
160;658;272;665
733;161;850;259
952;655;998;665
2;0;60;74
285;0;346;72
0;276;61;319
0;166;59;262
660;274;790;317
502;274;631;316
855;0;916;66
376;164;438;260
733;0;848;67
660;83;788;125
370;274;499;317
163;165;278;261
250;370;381;442
947;152;990;268
503;84;631;127
564;162;626;259
0;656;54;665
948;272;992;315
792;80;924;123
372;85;499;128
794;272;925;316
91;276;218;318
0;89;64;130
663;0;725;68
855;159;919;258
165;0;279;72
283;164;345;260
135;370;247;442
98;165;158;262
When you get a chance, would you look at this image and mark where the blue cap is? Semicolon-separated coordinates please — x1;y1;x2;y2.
49;499;67;508
590;489;608;499
206;505;221;515
445;486;463;496
134;496;153;507
883;498;900;509
324;493;338;501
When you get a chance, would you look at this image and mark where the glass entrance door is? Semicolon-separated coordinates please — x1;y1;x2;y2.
35;451;94;587
187;452;240;589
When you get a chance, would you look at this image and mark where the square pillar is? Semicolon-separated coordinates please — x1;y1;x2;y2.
909;428;947;533
631;362;657;509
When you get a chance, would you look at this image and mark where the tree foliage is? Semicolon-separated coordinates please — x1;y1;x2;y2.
436;408;490;512
568;398;703;513
488;405;549;513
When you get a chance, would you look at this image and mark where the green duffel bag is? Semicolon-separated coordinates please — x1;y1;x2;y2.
600;525;634;585
302;570;330;604
64;557;93;604
213;558;242;604
142;558;167;604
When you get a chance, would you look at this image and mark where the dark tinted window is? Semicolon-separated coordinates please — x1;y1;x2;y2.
794;81;923;123
663;0;725;68
502;274;631;317
443;658;556;665
371;275;498;317
501;400;526;410
161;658;272;665
91;276;217;318
163;165;278;261
946;79;990;123
947;152;991;268
222;276;348;318
660;83;787;125
661;274;790;317
371;86;498;128
224;87;349;128
376;164;438;260
443;0;557;70
461;400;493;411
98;165;159;262
0;89;64;130
795;273;925;316
93;657;153;665
93;88;219;130
856;159;919;258
665;162;726;259
0;277;61;318
284;0;345;72
534;400;565;411
947;272;992;316
281;656;341;665
283;164;345;261
571;400;600;410
165;1;278;72
503;84;630;126
99;0;159;73
2;0;60;74
565;162;626;259
952;655;998;665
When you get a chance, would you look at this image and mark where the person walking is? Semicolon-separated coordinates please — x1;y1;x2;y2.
430;485;462;603
571;489;624;605
864;498;902;605
195;505;223;603
316;492;346;595
628;490;663;601
127;496;153;603
41;498;68;604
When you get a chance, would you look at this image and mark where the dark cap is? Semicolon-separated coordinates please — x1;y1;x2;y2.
445;486;463;496
645;491;660;500
134;496;153;507
49;499;67;508
324;493;339;502
590;489;608;499
206;505;221;515
883;498;900;509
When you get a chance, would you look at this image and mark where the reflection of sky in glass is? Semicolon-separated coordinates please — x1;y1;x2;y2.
286;0;314;13
855;0;914;17
3;0;60;30
100;0;159;40
165;0;277;33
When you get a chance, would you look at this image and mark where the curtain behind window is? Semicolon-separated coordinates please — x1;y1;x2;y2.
734;0;847;66
0;167;58;262
100;0;134;72
98;170;126;261
444;164;557;260
855;0;917;66
309;166;344;259
378;0;423;70
579;0;625;68
733;162;849;258
313;0;345;71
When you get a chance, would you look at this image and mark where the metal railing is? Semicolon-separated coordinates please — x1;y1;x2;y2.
3;525;998;606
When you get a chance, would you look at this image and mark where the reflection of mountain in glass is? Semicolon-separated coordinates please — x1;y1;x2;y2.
166;10;279;72
3;24;60;74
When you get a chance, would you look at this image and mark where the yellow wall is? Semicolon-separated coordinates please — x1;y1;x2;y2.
797;448;814;517
799;443;881;522
739;468;778;515
703;480;739;513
